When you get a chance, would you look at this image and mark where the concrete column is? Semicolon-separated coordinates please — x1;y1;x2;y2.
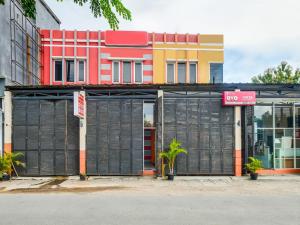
234;106;242;176
79;91;87;175
4;91;12;154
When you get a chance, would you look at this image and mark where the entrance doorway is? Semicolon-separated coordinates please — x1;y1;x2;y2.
143;102;156;171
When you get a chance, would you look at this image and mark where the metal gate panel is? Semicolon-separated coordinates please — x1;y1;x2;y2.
86;99;143;175
12;99;79;176
163;98;234;175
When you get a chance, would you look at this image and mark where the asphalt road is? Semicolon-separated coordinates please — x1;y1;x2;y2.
0;190;299;225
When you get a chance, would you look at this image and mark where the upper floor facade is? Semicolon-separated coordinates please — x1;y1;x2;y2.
40;30;224;85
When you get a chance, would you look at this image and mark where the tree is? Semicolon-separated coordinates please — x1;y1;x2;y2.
0;0;131;30
251;61;300;84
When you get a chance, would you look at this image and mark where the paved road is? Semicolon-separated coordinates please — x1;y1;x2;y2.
0;190;299;225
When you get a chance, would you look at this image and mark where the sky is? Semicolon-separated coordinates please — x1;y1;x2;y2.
44;0;300;83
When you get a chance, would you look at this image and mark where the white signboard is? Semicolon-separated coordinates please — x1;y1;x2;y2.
74;91;85;118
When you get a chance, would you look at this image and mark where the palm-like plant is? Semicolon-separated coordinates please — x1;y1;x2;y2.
159;138;187;175
0;152;25;178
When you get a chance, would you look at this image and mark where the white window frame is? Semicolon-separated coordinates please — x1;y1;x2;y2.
189;62;197;83
122;61;132;84
208;61;223;83
112;61;120;83
77;60;86;82
54;59;63;82
166;62;175;84
177;62;187;83
65;59;75;83
134;61;143;84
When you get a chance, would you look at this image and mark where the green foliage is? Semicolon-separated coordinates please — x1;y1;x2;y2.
252;61;300;84
245;157;262;173
159;138;187;175
0;152;25;178
0;0;131;30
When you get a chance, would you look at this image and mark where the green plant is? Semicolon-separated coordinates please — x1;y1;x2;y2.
245;157;263;173
159;138;187;175
0;152;25;178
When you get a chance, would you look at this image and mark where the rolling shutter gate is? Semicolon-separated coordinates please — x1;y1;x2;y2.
86;98;144;175
162;93;235;175
12;99;79;176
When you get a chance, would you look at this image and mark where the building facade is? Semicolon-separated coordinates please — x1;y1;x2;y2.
4;84;300;176
0;0;60;156
40;30;224;85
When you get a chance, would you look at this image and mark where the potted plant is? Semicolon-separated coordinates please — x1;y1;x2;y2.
159;138;187;181
245;157;263;180
0;152;25;181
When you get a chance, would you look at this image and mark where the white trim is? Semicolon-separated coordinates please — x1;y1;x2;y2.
200;43;224;47
166;62;175;84
122;61;132;84
53;59;63;82
134;61;143;84
42;44;224;52
208;61;224;83
112;61;120;84
65;59;75;82
52;56;87;59
189;62;197;83
177;62;187;84
77;60;86;82
108;57;146;61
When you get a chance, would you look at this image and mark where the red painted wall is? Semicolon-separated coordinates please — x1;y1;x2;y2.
40;30;153;85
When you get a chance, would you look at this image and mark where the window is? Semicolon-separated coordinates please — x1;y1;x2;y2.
66;60;74;82
135;62;142;83
78;60;85;82
113;61;120;83
144;102;155;128
189;63;197;83
210;63;223;83
123;62;131;83
178;63;186;83
54;60;62;81
167;63;175;83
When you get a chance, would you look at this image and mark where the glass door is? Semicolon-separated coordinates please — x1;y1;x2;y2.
294;104;300;168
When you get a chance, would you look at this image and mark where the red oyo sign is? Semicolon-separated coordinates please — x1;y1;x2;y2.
222;91;256;106
74;92;85;118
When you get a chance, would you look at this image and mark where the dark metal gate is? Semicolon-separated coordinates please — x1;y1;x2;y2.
12;99;79;176
86;99;144;175
162;97;234;175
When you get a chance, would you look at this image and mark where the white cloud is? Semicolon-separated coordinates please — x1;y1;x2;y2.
44;0;300;82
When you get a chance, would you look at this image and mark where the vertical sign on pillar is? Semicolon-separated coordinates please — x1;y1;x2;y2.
74;91;86;175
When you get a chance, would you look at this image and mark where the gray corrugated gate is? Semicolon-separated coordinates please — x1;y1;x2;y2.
162;98;234;175
86;99;144;175
12;99;79;176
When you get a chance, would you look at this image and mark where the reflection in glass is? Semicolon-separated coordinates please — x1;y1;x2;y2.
275;107;293;128
254;129;273;168
254;106;273;128
144;103;155;127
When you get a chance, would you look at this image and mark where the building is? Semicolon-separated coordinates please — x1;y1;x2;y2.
0;0;60;155
0;0;60;88
4;84;300;176
40;30;224;85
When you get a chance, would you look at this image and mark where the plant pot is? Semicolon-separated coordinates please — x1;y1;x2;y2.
79;174;87;181
2;173;10;181
167;174;174;181
250;172;258;180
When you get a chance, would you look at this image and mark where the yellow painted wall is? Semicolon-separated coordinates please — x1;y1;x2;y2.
153;34;224;84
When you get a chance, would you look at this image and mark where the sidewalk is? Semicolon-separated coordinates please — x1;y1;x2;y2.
0;175;299;194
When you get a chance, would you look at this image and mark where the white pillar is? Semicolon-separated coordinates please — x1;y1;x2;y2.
234;106;242;176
